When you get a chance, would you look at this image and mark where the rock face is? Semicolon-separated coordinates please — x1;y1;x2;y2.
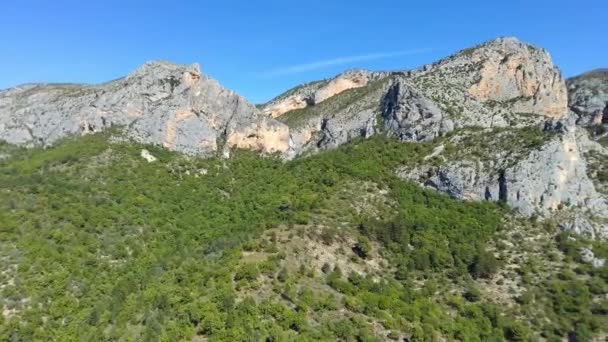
407;37;567;125
567;69;608;126
398;121;608;239
465;38;568;118
262;70;386;118
381;79;453;142
503;128;597;216
0;61;290;156
264;37;568;156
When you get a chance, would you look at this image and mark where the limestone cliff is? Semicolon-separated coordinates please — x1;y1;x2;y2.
0;61;290;157
262;70;387;118
265;37;569;156
397;120;608;239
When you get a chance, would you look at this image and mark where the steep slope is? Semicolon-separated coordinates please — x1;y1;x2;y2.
262;38;608;237
262;69;388;118
567;69;608;126
1;133;606;341
0;61;290;157
1;37;605;231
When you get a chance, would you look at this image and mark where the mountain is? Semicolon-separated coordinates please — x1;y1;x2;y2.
1;37;608;341
0;37;569;159
2;37;606;236
264;37;567;155
267;37;607;238
0;61;290;157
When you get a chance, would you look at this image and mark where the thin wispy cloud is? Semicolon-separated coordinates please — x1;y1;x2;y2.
255;48;433;78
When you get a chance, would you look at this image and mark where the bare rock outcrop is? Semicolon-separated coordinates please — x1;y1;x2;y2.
381;78;453;142
262;70;387;118
0;61;290;157
411;37;567;120
466;38;567;117
567;69;608;126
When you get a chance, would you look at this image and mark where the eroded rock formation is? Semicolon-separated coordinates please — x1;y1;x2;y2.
0;61;290;157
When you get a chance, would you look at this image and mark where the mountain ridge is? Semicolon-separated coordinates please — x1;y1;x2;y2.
1;36;607;236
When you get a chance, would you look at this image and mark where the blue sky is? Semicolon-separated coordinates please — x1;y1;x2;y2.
1;0;606;103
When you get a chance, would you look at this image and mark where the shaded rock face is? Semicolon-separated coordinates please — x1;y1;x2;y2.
381;79;453;142
567;69;608;126
0;61;290;156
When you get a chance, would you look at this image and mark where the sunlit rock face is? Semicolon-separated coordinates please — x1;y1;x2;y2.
262;69;386;118
465;37;568;118
0;61;290;157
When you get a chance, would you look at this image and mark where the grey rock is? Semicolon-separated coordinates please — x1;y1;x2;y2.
0;61;291;157
567;69;608;126
560;215;604;240
579;247;606;268
381;78;453;142
399;123;608;238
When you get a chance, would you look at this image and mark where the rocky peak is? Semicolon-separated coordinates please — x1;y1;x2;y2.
414;37;568;119
0;61;290;157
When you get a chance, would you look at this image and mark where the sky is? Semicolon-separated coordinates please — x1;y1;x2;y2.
0;0;606;103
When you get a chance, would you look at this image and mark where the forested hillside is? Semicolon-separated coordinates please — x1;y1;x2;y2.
1;131;606;341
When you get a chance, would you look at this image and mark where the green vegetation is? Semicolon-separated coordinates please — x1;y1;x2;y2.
437;126;554;168
266;79;328;105
278;78;390;128
0;132;606;341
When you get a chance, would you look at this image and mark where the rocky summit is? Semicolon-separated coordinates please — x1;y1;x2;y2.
0;61;290;157
264;37;569;157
